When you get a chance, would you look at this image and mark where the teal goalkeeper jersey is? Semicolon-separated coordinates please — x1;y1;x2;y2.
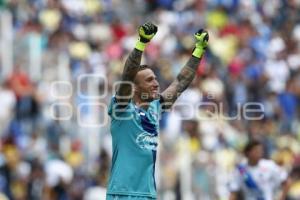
107;97;162;198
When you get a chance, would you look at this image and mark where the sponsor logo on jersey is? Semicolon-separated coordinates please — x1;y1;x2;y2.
136;132;158;151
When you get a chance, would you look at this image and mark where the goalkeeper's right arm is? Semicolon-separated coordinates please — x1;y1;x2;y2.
115;22;158;104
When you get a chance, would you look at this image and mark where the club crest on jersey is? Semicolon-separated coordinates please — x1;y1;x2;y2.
136;132;158;151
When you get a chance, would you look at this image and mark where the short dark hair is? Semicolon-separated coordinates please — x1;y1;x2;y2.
139;64;151;71
243;140;262;155
134;65;152;84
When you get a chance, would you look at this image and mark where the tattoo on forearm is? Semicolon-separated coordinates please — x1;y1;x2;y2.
160;56;201;108
186;56;201;71
176;56;200;94
116;48;142;99
122;49;142;80
176;68;194;93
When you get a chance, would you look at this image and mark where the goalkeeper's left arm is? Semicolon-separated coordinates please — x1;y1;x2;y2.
160;29;209;109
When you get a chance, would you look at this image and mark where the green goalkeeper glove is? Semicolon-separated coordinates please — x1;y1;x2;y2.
135;22;158;52
192;29;209;58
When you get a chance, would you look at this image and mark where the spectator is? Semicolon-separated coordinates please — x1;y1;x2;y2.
0;0;299;199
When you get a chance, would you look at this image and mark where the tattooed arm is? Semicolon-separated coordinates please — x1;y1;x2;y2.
161;56;200;109
115;49;142;103
161;29;209;109
115;22;157;104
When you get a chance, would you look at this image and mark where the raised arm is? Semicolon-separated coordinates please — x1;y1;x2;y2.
161;29;209;109
116;49;142;103
116;22;157;104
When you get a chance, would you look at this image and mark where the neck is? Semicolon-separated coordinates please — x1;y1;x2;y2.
248;159;259;166
133;94;150;110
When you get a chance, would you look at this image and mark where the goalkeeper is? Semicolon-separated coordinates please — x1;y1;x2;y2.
106;22;209;200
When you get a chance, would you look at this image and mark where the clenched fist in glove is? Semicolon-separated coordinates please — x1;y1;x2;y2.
192;29;209;58
135;22;158;51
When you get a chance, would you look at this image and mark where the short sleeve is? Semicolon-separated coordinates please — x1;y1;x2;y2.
151;99;163;116
159;94;167;113
108;96;117;117
228;168;241;192
270;161;288;186
108;96;133;119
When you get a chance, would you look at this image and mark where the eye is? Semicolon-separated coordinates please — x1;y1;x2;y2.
146;77;153;82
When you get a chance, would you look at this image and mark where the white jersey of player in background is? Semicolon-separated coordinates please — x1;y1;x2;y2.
228;159;287;200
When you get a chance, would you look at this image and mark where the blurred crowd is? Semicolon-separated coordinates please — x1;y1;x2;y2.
0;0;300;199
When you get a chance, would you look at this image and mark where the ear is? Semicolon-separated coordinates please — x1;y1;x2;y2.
133;84;138;93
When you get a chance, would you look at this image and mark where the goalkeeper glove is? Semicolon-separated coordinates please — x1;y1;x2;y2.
135;22;158;52
192;29;209;58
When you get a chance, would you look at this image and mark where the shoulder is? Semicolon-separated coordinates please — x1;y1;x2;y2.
258;159;283;174
108;96;134;117
149;97;163;109
259;159;277;168
259;159;288;182
109;96;133;108
149;99;161;112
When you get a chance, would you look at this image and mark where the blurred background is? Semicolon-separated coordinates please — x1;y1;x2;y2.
0;0;300;199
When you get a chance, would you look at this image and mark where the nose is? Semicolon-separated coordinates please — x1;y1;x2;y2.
153;79;159;88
